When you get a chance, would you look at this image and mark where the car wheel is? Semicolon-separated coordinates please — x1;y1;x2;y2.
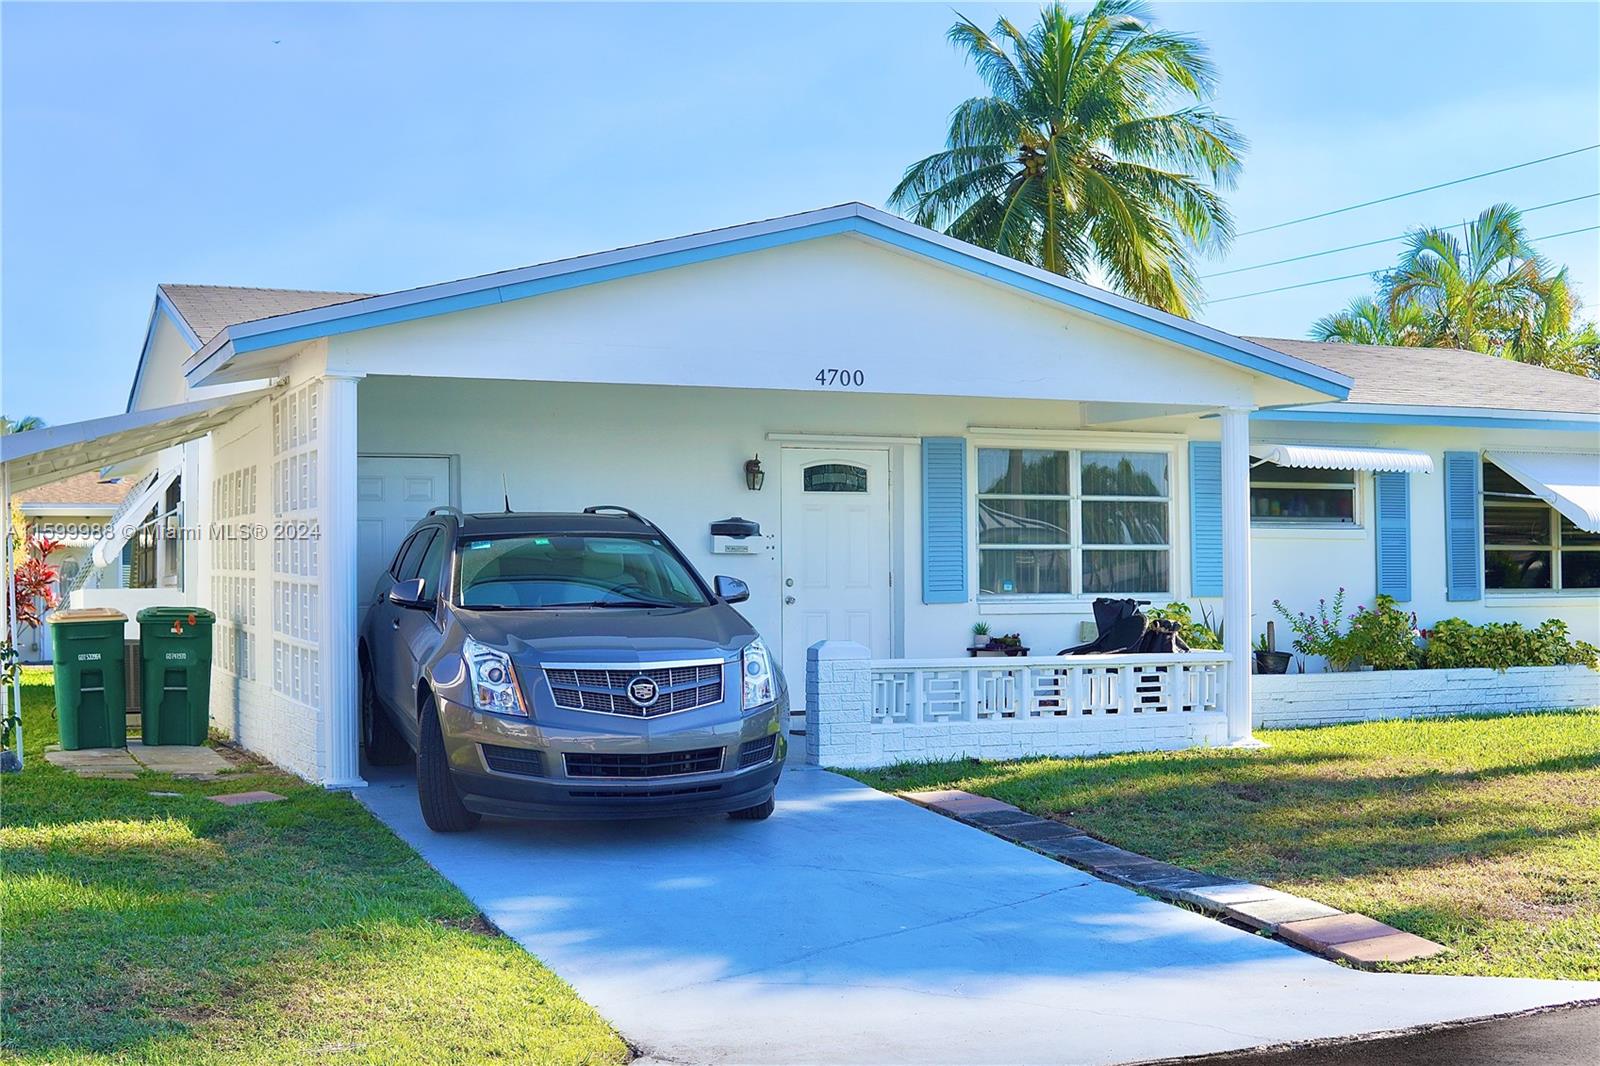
728;794;775;821
361;662;411;766
416;694;480;833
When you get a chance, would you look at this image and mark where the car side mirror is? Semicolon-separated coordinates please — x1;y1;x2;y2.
714;575;749;604
388;577;430;609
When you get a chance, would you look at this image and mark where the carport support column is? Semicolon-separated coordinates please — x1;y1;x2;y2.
1220;407;1259;746
319;372;366;788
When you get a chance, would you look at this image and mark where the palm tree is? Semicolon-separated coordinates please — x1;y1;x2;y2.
1504;269;1600;377
0;415;46;435
1382;203;1545;353
890;0;1244;317
1311;296;1428;347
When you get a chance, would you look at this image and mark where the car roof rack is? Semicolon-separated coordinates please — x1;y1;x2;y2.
582;504;657;530
425;506;463;519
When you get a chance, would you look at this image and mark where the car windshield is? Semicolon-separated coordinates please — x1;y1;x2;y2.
456;533;709;609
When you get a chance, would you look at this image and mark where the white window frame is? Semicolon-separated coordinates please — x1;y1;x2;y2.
1483;473;1600;594
970;432;1181;602
1248;460;1363;530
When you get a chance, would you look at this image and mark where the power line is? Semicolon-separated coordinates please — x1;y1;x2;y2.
1234;145;1600;237
1204;193;1599;279
1206;225;1600;305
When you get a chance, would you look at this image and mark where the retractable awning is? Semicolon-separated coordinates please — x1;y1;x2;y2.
1249;443;1434;474
1484;450;1600;533
1;385;277;493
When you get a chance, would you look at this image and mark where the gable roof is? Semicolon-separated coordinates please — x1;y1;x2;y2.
11;470;132;509
1248;337;1600;416
159;284;370;347
177;203;1353;399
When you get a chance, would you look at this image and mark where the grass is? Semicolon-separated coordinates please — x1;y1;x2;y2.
848;710;1600;980
1;667;629;1064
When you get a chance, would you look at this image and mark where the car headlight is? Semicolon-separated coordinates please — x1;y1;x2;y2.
741;637;776;709
463;637;526;716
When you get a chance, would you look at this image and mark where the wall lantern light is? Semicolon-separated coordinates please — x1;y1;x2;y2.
744;455;765;491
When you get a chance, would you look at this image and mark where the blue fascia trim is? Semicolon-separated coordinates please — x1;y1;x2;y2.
198;210;1350;399
126;292;204;412
1252;408;1599;432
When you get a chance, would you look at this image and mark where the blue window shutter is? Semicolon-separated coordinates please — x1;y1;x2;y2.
1443;451;1482;602
1373;472;1411;601
922;437;968;604
1189;441;1223;597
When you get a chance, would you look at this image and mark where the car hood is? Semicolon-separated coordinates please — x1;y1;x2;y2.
454;602;757;666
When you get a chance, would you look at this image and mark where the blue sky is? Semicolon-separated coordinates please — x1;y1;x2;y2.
3;2;1597;425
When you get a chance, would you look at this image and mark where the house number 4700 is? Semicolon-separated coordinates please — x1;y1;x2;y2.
814;368;865;388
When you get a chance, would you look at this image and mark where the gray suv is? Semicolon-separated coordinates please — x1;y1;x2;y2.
359;506;786;831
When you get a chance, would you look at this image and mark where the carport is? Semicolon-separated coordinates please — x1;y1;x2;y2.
1;386;275;765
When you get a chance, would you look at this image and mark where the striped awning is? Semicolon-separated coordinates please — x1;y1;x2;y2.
1249;443;1434;474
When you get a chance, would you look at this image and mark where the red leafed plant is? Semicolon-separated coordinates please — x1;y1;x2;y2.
9;529;62;630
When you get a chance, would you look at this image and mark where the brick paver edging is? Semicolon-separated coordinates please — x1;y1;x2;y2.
901;788;1448;969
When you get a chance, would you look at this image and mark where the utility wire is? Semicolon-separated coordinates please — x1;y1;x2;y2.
1234;145;1600;237
1204;193;1599;279
1207;225;1600;304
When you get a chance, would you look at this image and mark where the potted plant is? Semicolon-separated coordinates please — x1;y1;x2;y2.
994;632;1029;657
1253;624;1291;675
969;621;991;653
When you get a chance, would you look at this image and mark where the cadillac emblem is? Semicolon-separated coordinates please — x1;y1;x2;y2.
626;676;660;708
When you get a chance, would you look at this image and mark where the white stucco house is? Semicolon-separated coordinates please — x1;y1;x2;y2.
4;203;1597;783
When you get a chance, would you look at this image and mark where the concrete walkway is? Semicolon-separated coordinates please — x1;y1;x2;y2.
359;765;1599;1066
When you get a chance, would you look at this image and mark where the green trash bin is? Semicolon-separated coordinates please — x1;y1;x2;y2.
136;607;217;746
49;608;129;751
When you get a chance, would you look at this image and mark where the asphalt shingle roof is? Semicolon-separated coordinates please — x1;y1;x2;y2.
1247;337;1600;415
13;471;133;508
160;284;370;346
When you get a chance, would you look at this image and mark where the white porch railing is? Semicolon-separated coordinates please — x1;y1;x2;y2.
870;652;1227;724
804;643;1231;769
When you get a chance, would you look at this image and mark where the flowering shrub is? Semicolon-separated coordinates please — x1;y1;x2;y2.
1424;618;1599;671
1273;587;1354;669
7;526;61;630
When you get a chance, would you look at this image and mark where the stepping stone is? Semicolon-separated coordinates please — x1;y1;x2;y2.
963;808;1043;828
992;820;1086;845
1278;912;1398;951
1225;895;1343;932
902;789;1020;817
127;742;232;778
44;747;141;777
208;790;286;807
1328;930;1449;967
1176;882;1285;909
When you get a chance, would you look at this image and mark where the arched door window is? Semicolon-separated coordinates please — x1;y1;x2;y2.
803;463;868;493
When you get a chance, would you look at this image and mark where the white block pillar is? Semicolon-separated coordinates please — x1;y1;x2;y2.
1220;406;1259;746
318;372;366;788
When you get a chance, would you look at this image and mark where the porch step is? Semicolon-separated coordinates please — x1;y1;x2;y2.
900;789;1448;969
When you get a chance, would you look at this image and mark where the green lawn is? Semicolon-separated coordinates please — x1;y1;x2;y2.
1;667;629;1065
849;710;1600;981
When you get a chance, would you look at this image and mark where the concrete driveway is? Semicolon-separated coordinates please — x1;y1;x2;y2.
359;765;1598;1065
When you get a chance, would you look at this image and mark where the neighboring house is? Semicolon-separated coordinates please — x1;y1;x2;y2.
3;203;1596;784
10;472;133;662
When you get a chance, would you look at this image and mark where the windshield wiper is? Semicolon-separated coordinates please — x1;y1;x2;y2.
576;598;688;609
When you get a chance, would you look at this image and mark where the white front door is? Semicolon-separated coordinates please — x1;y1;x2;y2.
780;448;893;722
356;456;452;622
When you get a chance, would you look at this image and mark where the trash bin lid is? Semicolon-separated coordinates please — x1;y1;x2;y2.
135;606;217;624
48;606;128;624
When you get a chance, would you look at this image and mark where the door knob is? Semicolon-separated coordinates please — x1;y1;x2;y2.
784;596;796;605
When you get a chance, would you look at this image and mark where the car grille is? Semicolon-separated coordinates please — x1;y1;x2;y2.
738;735;778;768
567;784;721;800
543;661;725;717
564;747;724;779
481;744;544;778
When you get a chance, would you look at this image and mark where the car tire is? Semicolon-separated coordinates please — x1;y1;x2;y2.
416;694;480;833
361;663;411;766
728;794;775;821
